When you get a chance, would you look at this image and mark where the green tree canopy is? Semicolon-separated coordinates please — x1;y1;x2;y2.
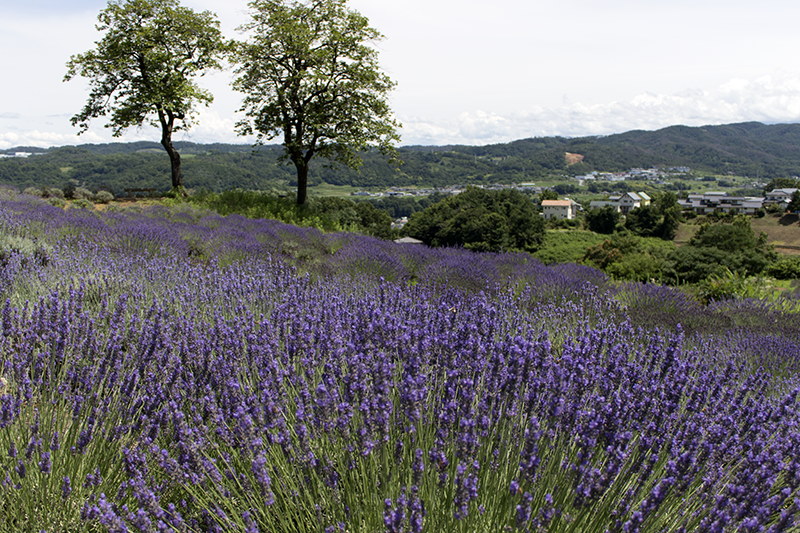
539;189;559;202
624;205;660;238
689;218;770;254
584;205;621;234
64;0;229;190
788;190;800;213
403;187;545;253
232;0;400;205
663;218;777;284
625;192;682;240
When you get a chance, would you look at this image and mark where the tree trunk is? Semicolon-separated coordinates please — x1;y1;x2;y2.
161;134;182;189
157;108;183;191
292;154;310;205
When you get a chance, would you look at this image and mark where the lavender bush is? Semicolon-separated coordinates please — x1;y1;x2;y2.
0;194;799;532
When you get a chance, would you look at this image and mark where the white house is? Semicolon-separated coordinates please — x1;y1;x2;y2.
617;192;651;215
678;192;765;215
541;199;579;220
764;188;798;207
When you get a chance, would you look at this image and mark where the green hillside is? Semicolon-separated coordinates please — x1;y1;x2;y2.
3;121;800;194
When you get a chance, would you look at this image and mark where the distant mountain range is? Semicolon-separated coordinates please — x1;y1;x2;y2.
2;122;800;193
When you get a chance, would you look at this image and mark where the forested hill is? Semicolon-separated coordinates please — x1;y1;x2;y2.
3;121;800;194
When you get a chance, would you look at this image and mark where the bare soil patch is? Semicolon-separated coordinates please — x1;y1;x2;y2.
565;152;584;165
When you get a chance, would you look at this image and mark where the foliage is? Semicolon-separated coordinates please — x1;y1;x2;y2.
765;256;800;279
22;186;43;197
186;188;393;238
47;197;67;208
365;196;425;219
94;190;114;204
403;187;545;252
45;187;65;199
539;189;559;201
582;233;674;282
584;204;621;234
624;205;660;237
662;221;777;285
532;230;605;265
788;190;800;212
624;191;682;240
0;233;53;268
694;268;770;304
71;199;95;210
232;0;400;204
688;217;770;253
71;186;94;201
64;0;229;188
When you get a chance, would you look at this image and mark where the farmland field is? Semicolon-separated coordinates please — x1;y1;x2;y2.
1;189;800;532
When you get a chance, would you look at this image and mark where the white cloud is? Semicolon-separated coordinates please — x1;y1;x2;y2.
7;72;800;149
397;73;800;146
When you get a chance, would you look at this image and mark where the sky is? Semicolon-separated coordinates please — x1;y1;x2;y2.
3;0;800;149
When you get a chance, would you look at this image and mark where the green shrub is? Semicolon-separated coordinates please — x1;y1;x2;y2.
72;187;94;201
22;187;44;197
606;253;663;282
70;198;95;210
765;256;800;280
0;234;53;268
694;268;769;304
0;185;18;200
47;197;67;208
584;205;621;234
164;186;186;199
95;190;114;204
44;187;65;199
534;230;604;265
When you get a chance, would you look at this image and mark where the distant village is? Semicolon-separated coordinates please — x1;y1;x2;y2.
354;166;799;230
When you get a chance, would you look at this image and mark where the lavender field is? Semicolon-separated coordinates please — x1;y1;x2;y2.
1;190;800;532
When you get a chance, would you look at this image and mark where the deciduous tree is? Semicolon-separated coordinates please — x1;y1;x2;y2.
403;187;544;253
787;190;800;213
64;0;228;190
232;0;400;205
584;205;621;235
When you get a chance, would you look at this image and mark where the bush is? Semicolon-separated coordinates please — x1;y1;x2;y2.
70;198;95;210
584;205;621;234
72;187;94;201
0;234;53;267
694;268;769;304
22;187;44;197
605;253;664;282
43;187;65;199
47;197;67;208
534;230;604;265
765;257;800;280
94;190;114;204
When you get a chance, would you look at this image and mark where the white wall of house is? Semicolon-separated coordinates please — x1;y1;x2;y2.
541;200;577;220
